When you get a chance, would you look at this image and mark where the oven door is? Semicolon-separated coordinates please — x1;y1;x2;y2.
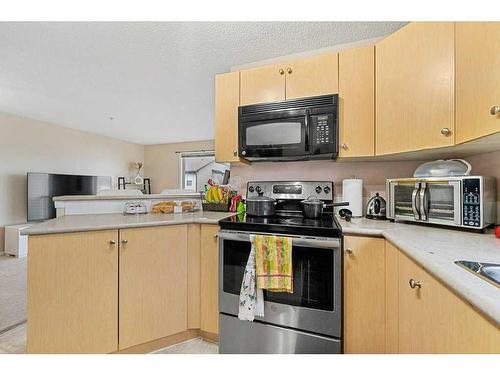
419;180;462;226
239;109;308;159
218;230;342;338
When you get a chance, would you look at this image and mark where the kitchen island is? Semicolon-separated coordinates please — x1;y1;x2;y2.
23;211;234;354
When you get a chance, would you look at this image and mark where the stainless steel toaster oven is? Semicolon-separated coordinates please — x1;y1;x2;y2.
387;176;496;230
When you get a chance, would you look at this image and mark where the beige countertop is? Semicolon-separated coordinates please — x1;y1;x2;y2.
341;217;500;327
22;212;500;326
53;192;201;201
22;211;235;236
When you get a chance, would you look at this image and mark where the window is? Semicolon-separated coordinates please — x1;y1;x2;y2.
179;151;229;191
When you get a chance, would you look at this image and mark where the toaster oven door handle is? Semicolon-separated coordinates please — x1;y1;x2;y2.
419;182;428;221
412;183;421;220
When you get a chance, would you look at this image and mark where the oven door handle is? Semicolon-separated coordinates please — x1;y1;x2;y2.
218;231;341;249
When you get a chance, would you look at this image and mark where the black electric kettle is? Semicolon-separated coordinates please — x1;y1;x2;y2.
365;193;387;220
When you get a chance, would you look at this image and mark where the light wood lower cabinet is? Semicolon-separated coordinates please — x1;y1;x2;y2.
118;225;188;350
387;241;500;353
343;236;386;353
200;224;219;336
27;230;119;354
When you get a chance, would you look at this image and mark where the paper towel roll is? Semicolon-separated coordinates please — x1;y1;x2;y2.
342;179;363;217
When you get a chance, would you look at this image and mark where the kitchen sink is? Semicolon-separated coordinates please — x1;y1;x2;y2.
455;260;500;288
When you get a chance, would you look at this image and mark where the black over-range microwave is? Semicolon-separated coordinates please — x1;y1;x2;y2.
238;94;339;161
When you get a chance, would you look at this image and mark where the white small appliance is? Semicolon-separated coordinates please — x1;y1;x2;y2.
4;224;31;258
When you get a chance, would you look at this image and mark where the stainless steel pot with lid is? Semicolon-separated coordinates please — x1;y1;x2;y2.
300;196;349;219
245;195;276;217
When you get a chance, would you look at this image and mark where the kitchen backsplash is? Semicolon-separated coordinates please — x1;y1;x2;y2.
231;149;500;222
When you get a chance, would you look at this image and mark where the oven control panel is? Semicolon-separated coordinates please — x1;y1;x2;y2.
463;178;481;227
246;181;334;201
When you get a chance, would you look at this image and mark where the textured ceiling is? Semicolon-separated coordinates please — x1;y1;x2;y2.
0;22;407;145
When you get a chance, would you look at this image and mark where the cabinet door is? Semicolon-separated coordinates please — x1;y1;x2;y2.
240;63;285;105
215;71;242;163
398;248;500;353
343;236;386;353
200;224;219;336
339;46;375;157
376;22;455;155
27;230;118;353
456;22;500;143
119;225;187;349
286;52;338;100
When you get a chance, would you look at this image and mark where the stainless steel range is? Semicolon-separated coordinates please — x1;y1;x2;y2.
218;181;343;354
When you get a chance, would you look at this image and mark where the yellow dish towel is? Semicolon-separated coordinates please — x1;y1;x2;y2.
254;235;293;293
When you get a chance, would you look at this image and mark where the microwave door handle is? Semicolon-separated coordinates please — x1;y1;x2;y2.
304;109;310;151
412;183;420;220
419;182;428;221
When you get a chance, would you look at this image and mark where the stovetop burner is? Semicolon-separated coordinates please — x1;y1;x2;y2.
219;213;342;238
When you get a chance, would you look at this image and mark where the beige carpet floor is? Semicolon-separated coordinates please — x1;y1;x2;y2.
0;254;27;332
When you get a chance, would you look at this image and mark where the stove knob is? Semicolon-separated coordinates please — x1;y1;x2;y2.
323;186;331;194
315;186;322;194
248;186;255;193
255;186;262;194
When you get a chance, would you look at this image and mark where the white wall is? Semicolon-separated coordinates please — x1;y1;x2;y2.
0;112;144;251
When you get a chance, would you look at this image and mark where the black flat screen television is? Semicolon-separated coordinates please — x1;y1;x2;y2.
27;172;112;221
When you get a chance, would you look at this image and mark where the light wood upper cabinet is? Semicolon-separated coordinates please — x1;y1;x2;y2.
285;52;338;100
338;46;375;157
119;225;187;350
200;224;219;336
240;63;286;105
27;230;119;354
343;236;386;353
456;22;500;144
239;52;338;105
215;71;242;163
376;22;455;155
395;243;500;354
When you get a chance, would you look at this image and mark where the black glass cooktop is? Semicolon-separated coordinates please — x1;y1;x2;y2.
219;213;342;238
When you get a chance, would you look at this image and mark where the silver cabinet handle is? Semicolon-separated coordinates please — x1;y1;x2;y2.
109;240;116;245
409;279;422;289
341;143;348;150
121;239;128;245
490;105;500;116
345;248;353;255
440;128;452;136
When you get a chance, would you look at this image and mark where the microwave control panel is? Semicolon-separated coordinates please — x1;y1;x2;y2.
463;178;481;227
310;114;335;153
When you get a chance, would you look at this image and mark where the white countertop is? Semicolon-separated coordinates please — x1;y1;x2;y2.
22;211;500;327
340;217;500;327
22;211;235;236
53;192;201;201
